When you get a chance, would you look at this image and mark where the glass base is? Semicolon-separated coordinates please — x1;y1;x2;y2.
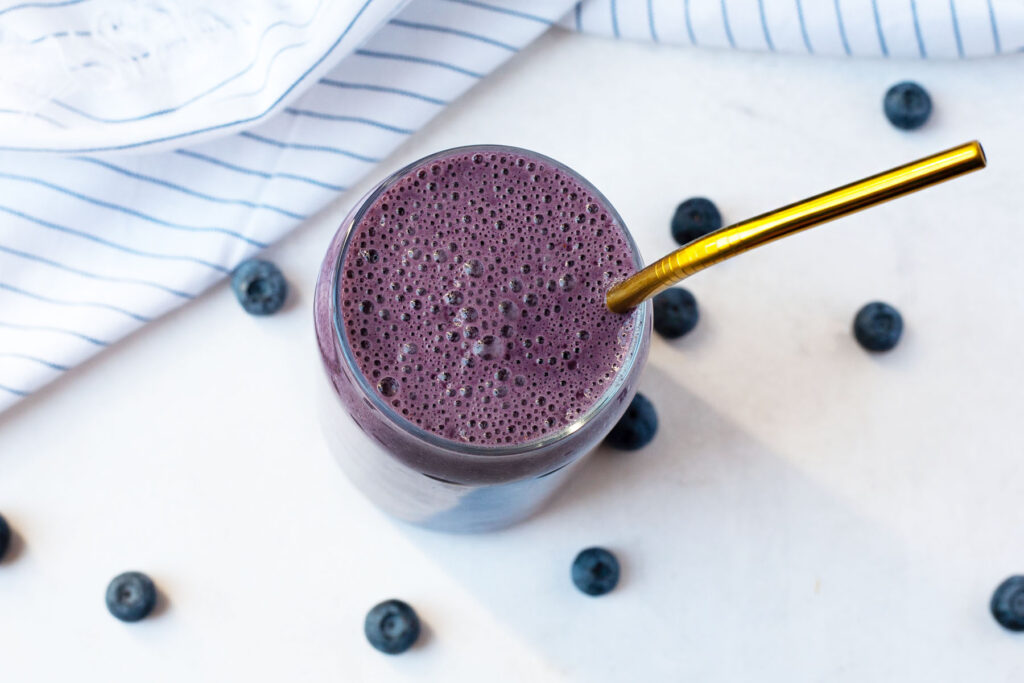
318;378;584;532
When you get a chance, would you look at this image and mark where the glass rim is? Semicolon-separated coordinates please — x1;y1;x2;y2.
330;144;649;460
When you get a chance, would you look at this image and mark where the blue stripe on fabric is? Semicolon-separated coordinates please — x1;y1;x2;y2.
833;0;852;56
757;0;775;50
173;149;346;192
986;0;1001;53
317;79;447;105
354;49;484;78
239;131;381;163
0;320;109;346
646;0;658;41
441;0;552;25
75;156;299;222
0;206;229;273
871;0;889;56
0;171;271;247
0;244;194;299
910;0;927;57
949;0;964;58
610;0;620;38
283;108;414;134
0;0;86;16
28;29;91;43
0;108;66;128
0;282;151;322
684;0;697;45
0;0;376;153
72;157;303;221
262;173;342;192
0;353;69;371
0;383;29;397
720;0;736;48
388;18;518;51
795;0;813;53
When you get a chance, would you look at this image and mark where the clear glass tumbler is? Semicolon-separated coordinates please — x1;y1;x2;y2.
314;145;651;532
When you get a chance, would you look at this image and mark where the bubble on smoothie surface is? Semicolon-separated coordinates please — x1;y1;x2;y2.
339;150;638;446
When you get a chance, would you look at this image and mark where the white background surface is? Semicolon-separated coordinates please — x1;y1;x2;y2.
1;28;1023;681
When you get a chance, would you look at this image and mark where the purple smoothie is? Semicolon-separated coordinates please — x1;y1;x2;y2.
314;146;651;530
339;149;636;446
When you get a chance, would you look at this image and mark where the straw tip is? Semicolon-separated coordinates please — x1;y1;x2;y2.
971;140;987;167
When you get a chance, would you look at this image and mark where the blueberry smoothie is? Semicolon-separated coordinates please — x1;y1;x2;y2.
315;146;650;531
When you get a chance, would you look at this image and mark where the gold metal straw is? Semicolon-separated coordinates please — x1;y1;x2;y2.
606;141;987;313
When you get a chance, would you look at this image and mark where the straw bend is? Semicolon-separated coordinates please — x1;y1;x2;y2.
605;141;987;313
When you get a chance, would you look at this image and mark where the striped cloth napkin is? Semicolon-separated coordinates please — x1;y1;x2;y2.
0;0;1020;412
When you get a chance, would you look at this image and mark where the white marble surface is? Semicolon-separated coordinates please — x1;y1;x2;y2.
1;28;1022;682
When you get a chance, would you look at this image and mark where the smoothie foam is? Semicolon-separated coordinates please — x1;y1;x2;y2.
337;148;639;447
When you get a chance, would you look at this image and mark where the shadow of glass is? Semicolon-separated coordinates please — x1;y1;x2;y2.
391;374;940;679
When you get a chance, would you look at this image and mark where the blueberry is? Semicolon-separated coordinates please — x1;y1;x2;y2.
884;82;932;130
0;513;10;561
105;571;158;622
853;301;903;352
605;393;658;451
571;547;620;596
231;259;288;315
364;599;420;654
652;288;699;339
671;197;722;246
991;576;1024;632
